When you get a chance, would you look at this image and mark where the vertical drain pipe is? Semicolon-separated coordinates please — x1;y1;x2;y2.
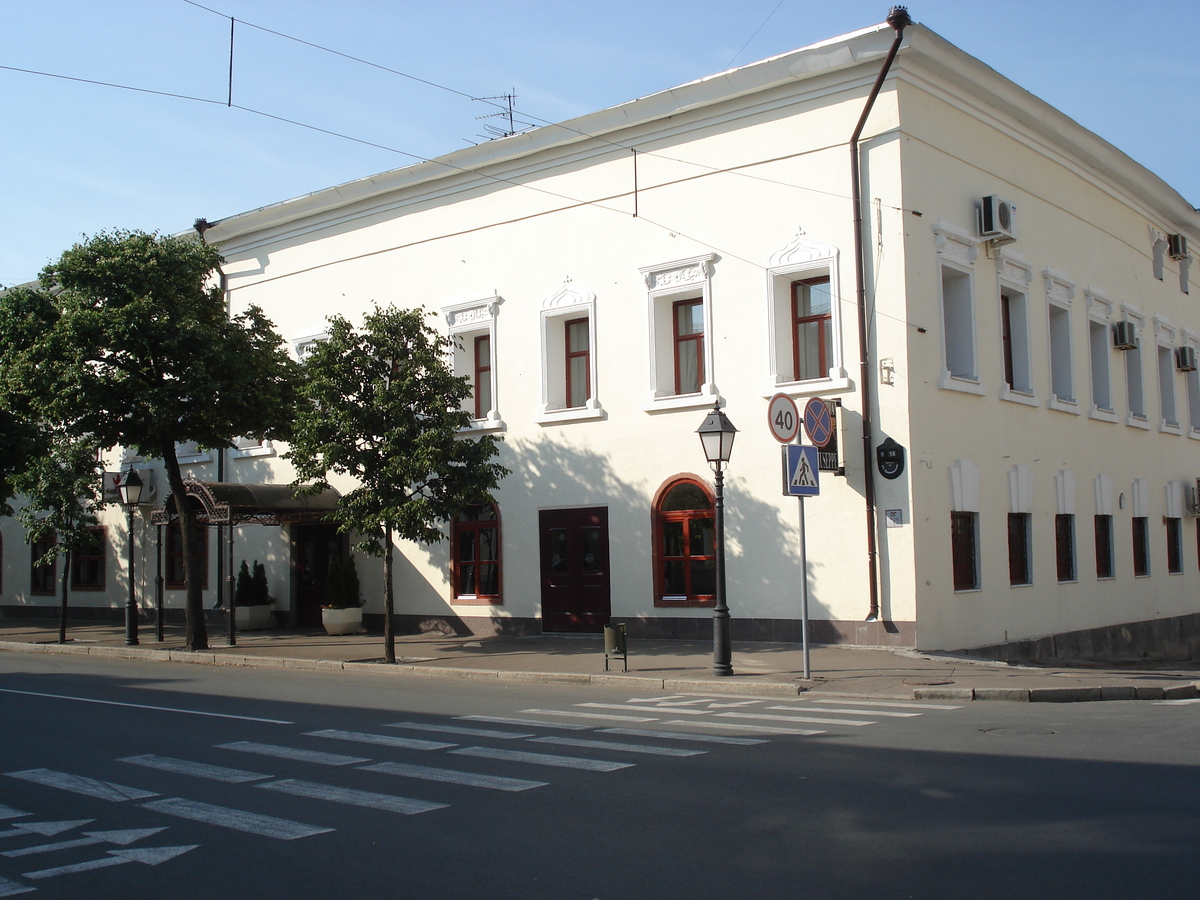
850;7;910;623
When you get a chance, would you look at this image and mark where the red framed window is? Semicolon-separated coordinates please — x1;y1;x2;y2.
30;533;57;596
71;527;106;591
1007;513;1032;586
951;511;978;591
1095;514;1115;578
1133;516;1150;577
166;521;209;589
653;477;715;607
565;317;590;409
473;335;492;419
1166;517;1183;574
792;277;832;382
673;299;705;395
451;503;501;603
1055;514;1076;582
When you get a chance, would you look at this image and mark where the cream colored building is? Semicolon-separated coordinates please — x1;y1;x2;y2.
4;18;1198;658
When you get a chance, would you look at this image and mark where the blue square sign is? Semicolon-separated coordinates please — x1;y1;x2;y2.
783;445;820;497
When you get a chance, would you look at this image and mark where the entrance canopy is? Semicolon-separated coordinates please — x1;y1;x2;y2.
150;479;341;527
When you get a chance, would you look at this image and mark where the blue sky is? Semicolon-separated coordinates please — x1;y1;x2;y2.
2;0;1197;286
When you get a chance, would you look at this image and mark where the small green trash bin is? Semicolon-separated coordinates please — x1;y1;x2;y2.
603;622;628;672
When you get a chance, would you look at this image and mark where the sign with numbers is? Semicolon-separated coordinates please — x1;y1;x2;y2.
767;393;800;443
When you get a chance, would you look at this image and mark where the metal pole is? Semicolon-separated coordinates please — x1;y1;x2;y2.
125;508;139;646
227;523;237;647
798;497;811;680
155;523;164;642
712;463;733;676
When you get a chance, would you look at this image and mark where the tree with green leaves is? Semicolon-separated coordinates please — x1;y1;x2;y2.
288;304;508;663
0;230;298;651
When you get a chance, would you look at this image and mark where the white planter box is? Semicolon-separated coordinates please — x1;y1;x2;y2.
235;605;274;631
321;607;363;636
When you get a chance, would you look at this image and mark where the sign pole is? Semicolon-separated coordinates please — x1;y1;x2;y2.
798;496;811;680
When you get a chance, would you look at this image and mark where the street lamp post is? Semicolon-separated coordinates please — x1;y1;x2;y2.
696;403;737;677
118;469;144;646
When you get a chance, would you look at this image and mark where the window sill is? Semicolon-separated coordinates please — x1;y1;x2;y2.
1088;406;1119;423
643;390;722;414
764;374;854;398
999;387;1039;407
452;596;503;606
654;597;716;608
537;403;605;426
953;587;982;594
178;452;213;465
1158;420;1183;436
232;443;276;459
937;374;986;396
1047;394;1079;415
1125;414;1151;430
1189;428;1200;441
461;414;505;434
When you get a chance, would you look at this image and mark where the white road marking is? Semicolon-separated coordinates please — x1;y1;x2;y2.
384;722;533;740
600;727;766;745
361;761;547;792
456;716;590;731
2;828;164;858
1;820;92;838
665;720;825;735
527;737;704;757
451;747;634;772
23;845;197;880
651;699;762;709
216;741;369;767
715;712;875;726
576;703;705;716
770;706;919;718
0;688;292;724
304;729;455;751
519;709;656;723
0;807;28;822
6;769;158;801
626;695;686;703
119;755;269;783
0;875;34;896
810;698;962;710
142;797;332;839
258;779;447;815
1153;698;1200;705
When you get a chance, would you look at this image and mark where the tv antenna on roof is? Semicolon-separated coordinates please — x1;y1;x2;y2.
472;91;533;141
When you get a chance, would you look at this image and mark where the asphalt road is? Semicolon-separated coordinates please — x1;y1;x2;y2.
1;653;1197;899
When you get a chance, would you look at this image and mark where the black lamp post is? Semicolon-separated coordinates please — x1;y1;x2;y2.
696;403;737;676
118;468;144;646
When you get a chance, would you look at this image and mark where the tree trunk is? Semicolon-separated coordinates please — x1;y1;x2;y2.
383;522;395;664
58;548;70;644
162;443;207;651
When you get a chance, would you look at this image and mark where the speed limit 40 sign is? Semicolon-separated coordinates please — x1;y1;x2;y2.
767;393;800;443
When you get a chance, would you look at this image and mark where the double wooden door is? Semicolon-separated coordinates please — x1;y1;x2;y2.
539;507;610;633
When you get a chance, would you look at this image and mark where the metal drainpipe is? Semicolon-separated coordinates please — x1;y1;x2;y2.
850;7;910;623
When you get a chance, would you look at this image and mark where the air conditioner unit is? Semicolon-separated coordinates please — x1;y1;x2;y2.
1112;320;1137;350
978;195;1017;242
1167;233;1189;260
1177;345;1197;372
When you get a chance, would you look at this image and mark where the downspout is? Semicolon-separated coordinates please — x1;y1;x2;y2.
850;7;910;623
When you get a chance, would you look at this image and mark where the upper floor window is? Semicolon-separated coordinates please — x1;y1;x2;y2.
1043;269;1076;412
673;299;705;395
450;503;501;604
473;335;492;420
1085;289;1116;422
1121;306;1147;426
443;294;503;431
792;277;832;382
538;281;601;425
641;255;719;412
934;222;982;395
565;318;591;409
653;477;716;607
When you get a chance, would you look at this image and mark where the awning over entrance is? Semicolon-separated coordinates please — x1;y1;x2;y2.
150;479;341;527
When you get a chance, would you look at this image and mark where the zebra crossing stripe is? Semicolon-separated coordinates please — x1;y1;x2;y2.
599;728;766;746
810;698;961;710
6;769;158;802
527;736;704;757
665;720;825;735
258;779;447;815
519;709;657;723
142;797;332;840
118;755;270;783
715;712;875;726
455;715;590;731
385;722;533;740
361;761;547;792
771;706;919;718
216;741;369;767
451;747;634;772
0;807;28;822
0;874;34;896
304;730;456;751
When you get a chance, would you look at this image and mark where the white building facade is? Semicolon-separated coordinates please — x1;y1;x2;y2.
3;20;1199;659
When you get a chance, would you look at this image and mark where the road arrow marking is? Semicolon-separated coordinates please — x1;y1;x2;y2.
22;844;197;880
0;820;93;839
0;807;29;823
2;827;166;858
0;875;35;896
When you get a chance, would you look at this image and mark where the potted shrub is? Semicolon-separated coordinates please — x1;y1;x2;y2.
321;554;363;635
234;560;274;631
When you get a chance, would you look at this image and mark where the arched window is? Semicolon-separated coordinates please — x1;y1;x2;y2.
653;477;715;606
451;503;501;604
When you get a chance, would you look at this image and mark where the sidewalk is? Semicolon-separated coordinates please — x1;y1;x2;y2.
1;619;1197;703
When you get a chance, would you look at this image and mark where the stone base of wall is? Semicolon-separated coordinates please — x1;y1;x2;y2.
0;605;239;629
959;611;1200;662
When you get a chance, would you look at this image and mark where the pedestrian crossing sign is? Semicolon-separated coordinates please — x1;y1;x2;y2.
783;445;820;497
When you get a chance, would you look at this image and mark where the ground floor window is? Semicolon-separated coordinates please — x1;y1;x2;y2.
1055;514;1076;582
1008;513;1032;586
166;521;209;589
451;503;501;603
71;527;106;590
1132;516;1150;577
1166;517;1183;574
653;477;716;606
30;534;56;595
1095;515;1115;578
951;511;979;591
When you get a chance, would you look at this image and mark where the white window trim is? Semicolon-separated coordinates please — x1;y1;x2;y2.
1154;315;1182;434
1150;226;1168;282
996;251;1038;407
1121;303;1148;428
232;438;276;460
175;442;212;466
537;281;602;426
1182;329;1200;441
1043;268;1078;415
640;253;721;412
934;221;983;395
762;229;851;397
1084;288;1118;423
443;292;504;433
292;330;331;363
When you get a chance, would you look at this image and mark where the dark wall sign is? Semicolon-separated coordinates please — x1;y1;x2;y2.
876;437;905;480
